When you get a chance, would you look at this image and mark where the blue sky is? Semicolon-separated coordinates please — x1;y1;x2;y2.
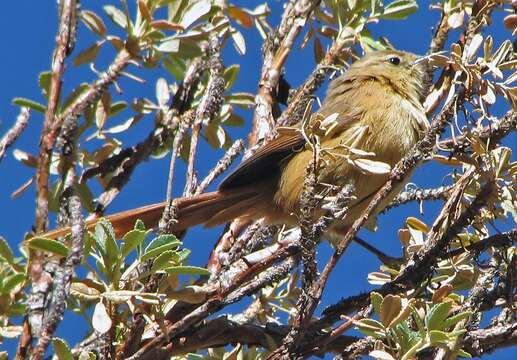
0;1;515;358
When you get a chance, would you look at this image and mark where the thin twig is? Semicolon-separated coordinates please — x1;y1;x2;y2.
438;110;517;155
195;139;244;195
184;36;225;196
166;111;194;202
352;237;400;266
428;8;450;55
153;316;358;357
382;185;453;213
91;59;202;213
307;306;371;356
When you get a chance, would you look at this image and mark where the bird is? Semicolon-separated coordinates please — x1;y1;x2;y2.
42;50;430;239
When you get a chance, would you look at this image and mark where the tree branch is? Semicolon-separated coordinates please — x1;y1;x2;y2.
35;0;78;233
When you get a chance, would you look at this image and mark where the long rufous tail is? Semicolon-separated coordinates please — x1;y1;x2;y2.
41;187;262;239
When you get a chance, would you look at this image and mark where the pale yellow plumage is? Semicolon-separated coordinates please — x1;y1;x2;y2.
40;50;430;239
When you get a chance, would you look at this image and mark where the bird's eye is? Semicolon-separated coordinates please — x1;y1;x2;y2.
388;56;401;65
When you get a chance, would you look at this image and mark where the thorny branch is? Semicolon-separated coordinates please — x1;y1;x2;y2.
438;111;517;155
127;245;300;360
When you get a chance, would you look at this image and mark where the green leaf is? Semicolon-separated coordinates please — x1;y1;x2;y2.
12;98;46;113
80;10;107;36
457;349;472;358
163;57;186;80
157;38;180;53
78;351;96;360
39;71;52;98
141;242;182;262
145;234;179;254
62;83;89;110
223;112;245;126
122;229;147;258
47;179;64;212
180;0;211;28
1;273;26;294
73;181;95;213
223;64;240;90
0;236;14;264
442;311;473;329
73;42;102;66
359;29;386;52
151;250;176;272
426;302;452;331
429;330;450;345
169;0;189;23
370;292;383;315
205;124;229;149
95;219;119;265
104;5;128;29
104;115;144;134
164;265;210;276
176;248;191;263
381;0;419;20
176;41;203;58
447;329;467;338
225;92;255;108
409;305;426;337
134;219;146;231
110;101;128;117
53;338;74;360
354;318;385;337
27;238;69;257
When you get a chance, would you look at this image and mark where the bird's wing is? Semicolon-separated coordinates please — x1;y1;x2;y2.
219;131;305;190
220;75;366;192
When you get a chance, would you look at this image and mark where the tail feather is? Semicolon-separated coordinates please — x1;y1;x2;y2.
38;188;261;239
176;190;258;230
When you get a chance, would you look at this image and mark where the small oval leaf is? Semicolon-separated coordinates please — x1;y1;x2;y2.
27;238;69;257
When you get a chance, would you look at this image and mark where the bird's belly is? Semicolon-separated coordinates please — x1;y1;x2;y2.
272;135;415;231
